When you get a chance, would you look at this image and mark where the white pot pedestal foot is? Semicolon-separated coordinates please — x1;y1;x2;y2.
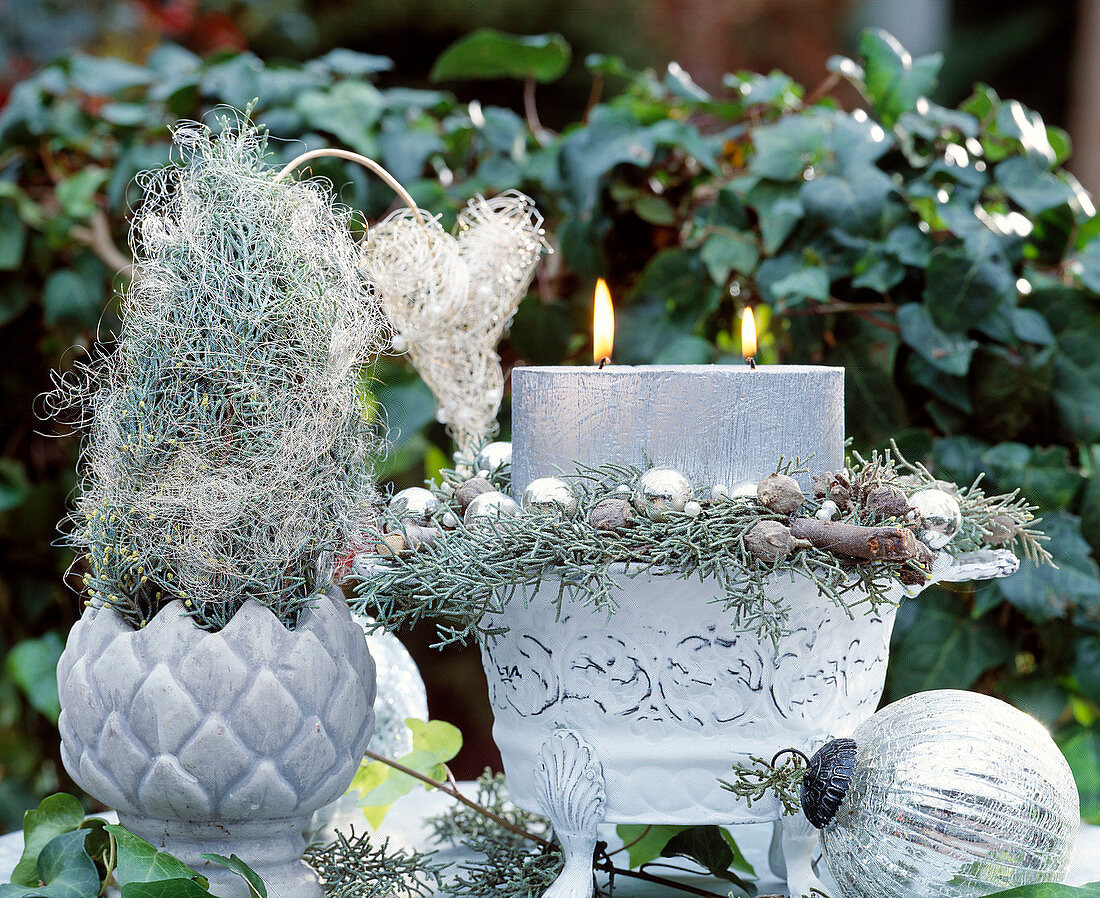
769;814;831;898
534;729;607;898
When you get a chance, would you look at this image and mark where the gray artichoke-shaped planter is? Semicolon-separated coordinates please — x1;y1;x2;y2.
57;588;375;898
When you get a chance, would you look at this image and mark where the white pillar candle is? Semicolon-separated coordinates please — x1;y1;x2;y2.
511;365;844;498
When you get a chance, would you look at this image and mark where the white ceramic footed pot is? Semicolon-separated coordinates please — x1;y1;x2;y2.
479;553;1019;898
57;587;375;898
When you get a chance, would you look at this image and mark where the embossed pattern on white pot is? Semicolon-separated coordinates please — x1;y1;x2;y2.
481;569;899;824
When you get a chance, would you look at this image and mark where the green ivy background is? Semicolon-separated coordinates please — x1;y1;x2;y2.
0;27;1097;833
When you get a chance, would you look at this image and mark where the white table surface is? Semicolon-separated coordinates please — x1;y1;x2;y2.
2;787;1098;895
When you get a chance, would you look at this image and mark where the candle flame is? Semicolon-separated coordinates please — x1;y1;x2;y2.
593;279;614;365
741;307;757;362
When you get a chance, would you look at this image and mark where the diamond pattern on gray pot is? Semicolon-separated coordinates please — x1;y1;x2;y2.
58;588;375;823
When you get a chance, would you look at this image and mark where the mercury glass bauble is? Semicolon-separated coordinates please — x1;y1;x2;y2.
632;468;693;522
522;476;579;518
475;441;512;474
464;490;521;525
910;488;962;549
808;690;1079;898
357;618;429;758
728;480;759;500
388;486;439;523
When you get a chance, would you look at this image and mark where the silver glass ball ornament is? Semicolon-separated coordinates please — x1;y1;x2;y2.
475;441;512;474
632;468;693;522
728;480;759;500
910;488;962;549
356;617;429;758
388;486;439;523
522;477;579;518
464;490;521;525
808;689;1079;898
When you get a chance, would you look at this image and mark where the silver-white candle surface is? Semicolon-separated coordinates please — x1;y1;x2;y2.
511;365;844;497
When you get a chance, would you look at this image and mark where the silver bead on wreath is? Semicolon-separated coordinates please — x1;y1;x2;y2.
464;490;521;525
476;441;512;475
632;468;693;522
910;488;962;549
522;476;579;518
388;486;439;523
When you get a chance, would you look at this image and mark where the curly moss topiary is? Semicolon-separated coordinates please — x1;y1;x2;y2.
46;118;387;630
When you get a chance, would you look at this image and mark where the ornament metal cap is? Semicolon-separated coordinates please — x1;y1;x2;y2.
801;738;857;828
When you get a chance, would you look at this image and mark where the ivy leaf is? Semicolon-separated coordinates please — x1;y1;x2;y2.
0;830;101;897
6;632;64;722
68;53;152;95
1030;287;1100;442
200;854;266;898
743;181;803;254
859;28;942;126
629;248;722;324
42;270;99;327
659;826;755;893
106;824;208;888
430;30;571;83
0;458;31;512
749;112;828;181
353;719;462;828
801;169;895;235
1081;445;1100;558
55;168;108;219
717;829;756;876
826;317;906;447
897;302;977;376
0;202;26;270
10;794;85;886
886;589;1014;700
769;264;830;305
983;884;1100;897
614;824;689;868
978;443;1081;511
922;245;1014;333
699;232;759;284
995;157;1076;214
997;513;1100;623
1074;238;1100;295
559;106;655;212
120;880;214;898
295;82;384;156
309;48;394;77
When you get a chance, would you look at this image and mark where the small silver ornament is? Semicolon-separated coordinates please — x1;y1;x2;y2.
632;468;693;522
816;499;839;521
440;511;460;529
709;484;731;503
728;480;759;500
464;490;521;525
522;477;579;518
476;441;512;474
910;488;962;549
388;486;439;523
684;500;702;518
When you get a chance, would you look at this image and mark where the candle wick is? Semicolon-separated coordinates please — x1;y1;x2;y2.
748;357;756;370
599;356;611;369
